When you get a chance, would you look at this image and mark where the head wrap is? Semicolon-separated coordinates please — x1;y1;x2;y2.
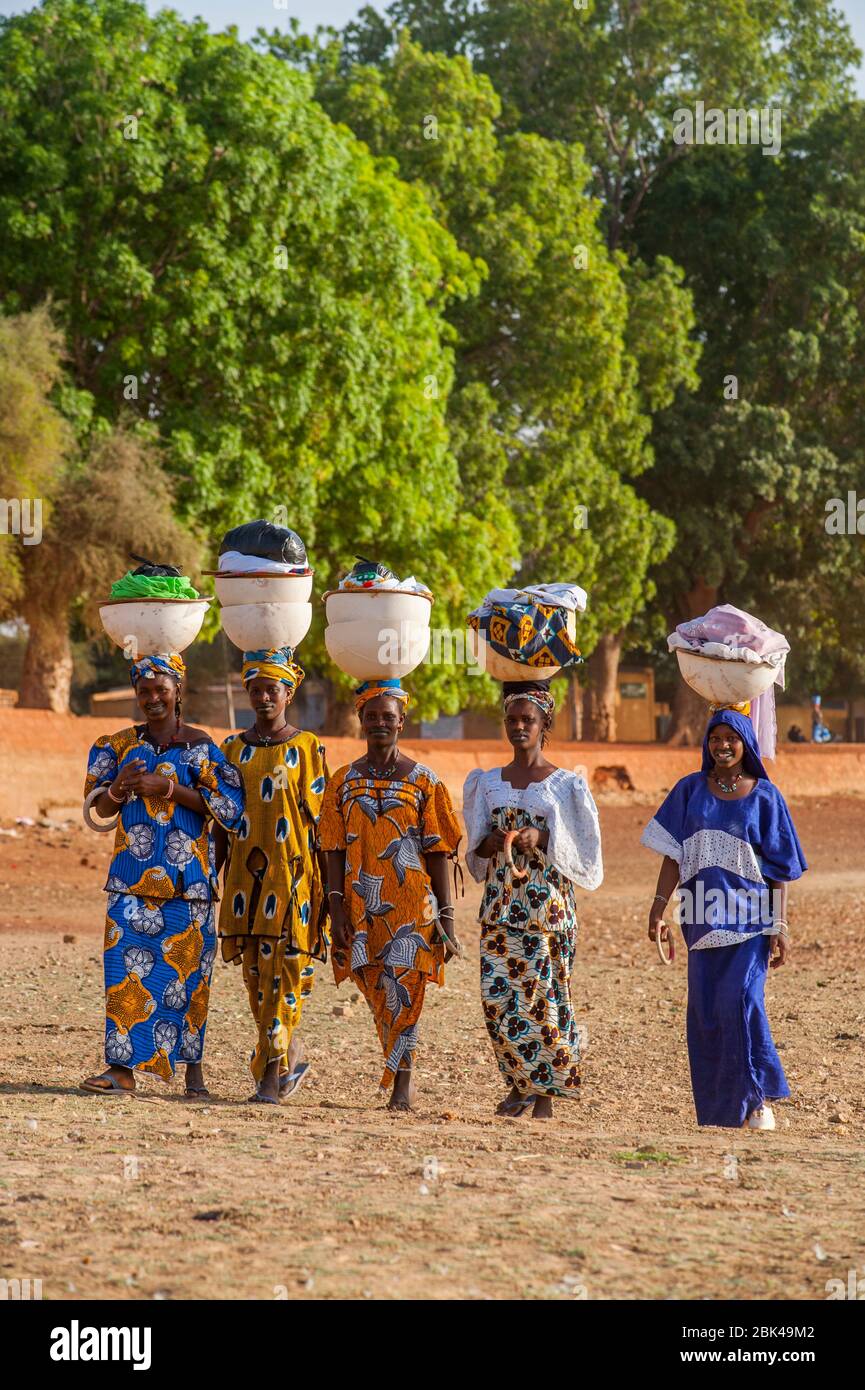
241;647;305;699
701;708;769;781
128;653;186;688
354;678;410;713
502;679;555;722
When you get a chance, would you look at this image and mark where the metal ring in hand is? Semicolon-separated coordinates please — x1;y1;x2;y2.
656;920;675;965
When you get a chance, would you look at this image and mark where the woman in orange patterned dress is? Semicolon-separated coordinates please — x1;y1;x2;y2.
318;679;461;1111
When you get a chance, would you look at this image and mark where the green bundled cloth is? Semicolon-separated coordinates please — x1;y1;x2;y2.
110;573;200;600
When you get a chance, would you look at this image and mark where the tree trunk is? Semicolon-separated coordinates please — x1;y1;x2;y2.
582;631;622;742
664;579;720;745
19;606;73;711
568;669;583;741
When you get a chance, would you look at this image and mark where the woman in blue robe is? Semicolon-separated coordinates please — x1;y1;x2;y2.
641;709;807;1129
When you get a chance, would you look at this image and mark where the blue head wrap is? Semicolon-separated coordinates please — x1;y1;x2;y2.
128;652;186;687
701;709;768;781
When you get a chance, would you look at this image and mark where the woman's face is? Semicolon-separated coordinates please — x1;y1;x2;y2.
135;674;177;721
361;695;405;746
247;677;288;721
504;698;546;751
708;723;745;768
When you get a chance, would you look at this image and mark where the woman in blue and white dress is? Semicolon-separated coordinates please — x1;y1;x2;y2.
641;709;807;1130
463;681;603;1120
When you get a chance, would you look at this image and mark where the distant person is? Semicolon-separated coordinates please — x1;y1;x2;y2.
787;724;807;744
641;710;807;1131
811;694;832;743
462;680;603;1120
81;654;244;1096
213;647;328;1105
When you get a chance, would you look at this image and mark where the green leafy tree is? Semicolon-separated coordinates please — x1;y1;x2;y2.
280;33;697;734
0;0;513;717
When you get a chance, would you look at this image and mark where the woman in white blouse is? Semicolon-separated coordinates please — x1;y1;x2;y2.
463;681;603;1118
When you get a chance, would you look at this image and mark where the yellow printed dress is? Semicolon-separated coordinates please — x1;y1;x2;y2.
84;727;245;1080
218;731;328;1083
317;763;461;1087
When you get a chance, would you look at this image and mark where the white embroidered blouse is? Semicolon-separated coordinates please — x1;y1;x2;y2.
462;766;603;891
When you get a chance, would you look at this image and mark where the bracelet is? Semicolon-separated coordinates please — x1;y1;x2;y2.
653;893;668;904
328;889;344;899
107;784;127;804
164;776;174;801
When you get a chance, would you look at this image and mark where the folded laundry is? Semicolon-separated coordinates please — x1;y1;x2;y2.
109;572;199;600
471;583;588;617
336;556;432;596
217;550;310;576
468;597;582;671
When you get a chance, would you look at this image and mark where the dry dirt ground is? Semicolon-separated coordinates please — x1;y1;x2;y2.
1;794;863;1302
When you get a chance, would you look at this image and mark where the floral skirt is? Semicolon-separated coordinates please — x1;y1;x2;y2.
480;919;582;1098
103;895;217;1080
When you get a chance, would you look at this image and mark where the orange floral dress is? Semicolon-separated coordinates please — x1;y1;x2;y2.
318;762;461;1086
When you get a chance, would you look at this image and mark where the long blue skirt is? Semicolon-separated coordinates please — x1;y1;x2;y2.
686;934;789;1128
103;895;217;1080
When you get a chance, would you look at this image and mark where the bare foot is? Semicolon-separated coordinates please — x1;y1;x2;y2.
532;1095;553;1120
388;1068;417;1112
81;1065;135;1094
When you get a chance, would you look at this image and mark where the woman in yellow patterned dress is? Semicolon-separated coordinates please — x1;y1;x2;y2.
214;648;328;1104
318;678;461;1112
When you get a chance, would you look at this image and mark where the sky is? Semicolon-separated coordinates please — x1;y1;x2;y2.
1;0;865;87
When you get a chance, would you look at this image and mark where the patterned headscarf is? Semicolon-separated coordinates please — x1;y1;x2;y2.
241;647;305;700
354;678;410;713
128;653;186;687
502;682;556;722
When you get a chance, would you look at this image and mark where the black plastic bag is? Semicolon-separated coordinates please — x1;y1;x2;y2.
129;554;182;578
219;521;307;566
345;555;396;585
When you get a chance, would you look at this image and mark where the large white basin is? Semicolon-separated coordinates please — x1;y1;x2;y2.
324;589;433;626
214;572;313;606
325;617;430;680
676;649;779;705
219;601;312;652
99;599;210;657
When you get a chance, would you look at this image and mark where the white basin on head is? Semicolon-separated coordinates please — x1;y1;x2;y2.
99;599;210;657
325;618;430;681
467;619;574;683
214;572;313;606
324;589;433;626
219;601;312;652
676;649;779;705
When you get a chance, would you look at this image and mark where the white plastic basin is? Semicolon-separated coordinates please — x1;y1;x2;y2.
99;599;210;657
325;617;430;680
324;589;433;626
214;572;313;606
676;649;779;705
219;601;312;652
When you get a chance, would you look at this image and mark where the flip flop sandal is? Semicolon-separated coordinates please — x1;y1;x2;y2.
183;1086;211;1098
497;1094;535;1117
248;1091;279;1105
278;1062;311;1099
80;1075;134;1096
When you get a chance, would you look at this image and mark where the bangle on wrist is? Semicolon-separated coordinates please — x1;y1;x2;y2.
164;776;174;801
652;893;668;904
107;784;127;804
328;889;344;899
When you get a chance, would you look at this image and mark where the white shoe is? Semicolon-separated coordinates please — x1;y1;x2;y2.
748;1105;775;1131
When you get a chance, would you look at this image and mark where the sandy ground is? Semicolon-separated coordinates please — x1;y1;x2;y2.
0;795;863;1302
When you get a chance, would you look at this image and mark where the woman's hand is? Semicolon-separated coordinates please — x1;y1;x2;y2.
110;758;148;799
512;826;544;854
768;933;789;968
647;906;666;943
123;769;174;799
329;895;350;963
478;828;507;857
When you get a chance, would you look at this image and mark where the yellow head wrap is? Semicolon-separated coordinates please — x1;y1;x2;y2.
354;679;410;714
241;647;305;700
